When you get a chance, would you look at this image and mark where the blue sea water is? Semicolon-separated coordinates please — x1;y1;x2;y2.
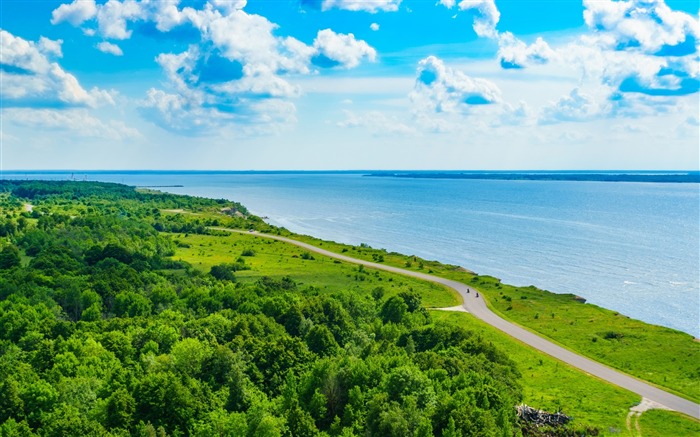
5;171;699;337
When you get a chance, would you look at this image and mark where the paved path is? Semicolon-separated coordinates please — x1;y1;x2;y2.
222;229;700;420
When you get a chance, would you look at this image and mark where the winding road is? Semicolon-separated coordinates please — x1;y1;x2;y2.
223;229;700;420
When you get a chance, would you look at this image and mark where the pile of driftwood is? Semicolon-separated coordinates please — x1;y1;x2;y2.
516;404;572;427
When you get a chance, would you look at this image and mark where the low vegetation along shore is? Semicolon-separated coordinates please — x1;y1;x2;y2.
0;181;698;436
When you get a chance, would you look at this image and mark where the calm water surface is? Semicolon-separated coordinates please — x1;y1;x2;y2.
6;172;699;337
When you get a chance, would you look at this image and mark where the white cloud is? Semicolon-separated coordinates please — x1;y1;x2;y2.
554;2;698;102
91;4;376;134
95;0;145;40
139;87;295;135
319;0;402;13
151;1;187;32
50;0;193;39
498;100;534;126
5;108;140;140
540;88;607;124
51;0;97;26
370;23;380;31
96;41;124;56
529;0;699;122
141;41;301;134
583;0;699;54
440;0;556;72
183;7;318;75
410;55;502;115
440;0;500;38
210;0;248;14
312;29;377;69
0;30;115;108
338;109;416;135
498;33;555;69
38;37;63;57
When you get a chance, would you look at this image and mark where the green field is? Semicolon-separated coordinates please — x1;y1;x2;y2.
171;232;461;309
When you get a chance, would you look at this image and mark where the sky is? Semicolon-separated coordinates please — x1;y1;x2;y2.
0;0;698;170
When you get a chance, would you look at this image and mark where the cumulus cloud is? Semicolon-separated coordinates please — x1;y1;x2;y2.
370;23;380;31
439;0;500;38
498;33;555;69
51;0;195;40
580;0;698;93
410;55;501;115
95;0;145;39
338;109;416;135
210;0;248;14
96;41;123;56
38;37;63;57
303;0;402;13
498;101;534;126
142;7;373;133
6;108;140;140
440;0;556;71
583;0;699;54
47;0;379;134
536;1;699;122
312;29;377;68
539;88;607;124
139;87;295;135
140;40;302;133
0;30;115;108
51;0;97;26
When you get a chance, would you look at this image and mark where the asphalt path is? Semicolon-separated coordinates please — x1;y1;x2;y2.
223;229;700;420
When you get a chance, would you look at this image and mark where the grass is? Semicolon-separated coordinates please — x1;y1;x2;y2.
636;409;700;437
170;231;461;308
478;278;700;403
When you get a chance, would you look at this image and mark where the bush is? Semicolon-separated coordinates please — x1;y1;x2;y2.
210;264;236;281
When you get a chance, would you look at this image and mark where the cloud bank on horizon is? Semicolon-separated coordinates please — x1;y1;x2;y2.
1;0;698;169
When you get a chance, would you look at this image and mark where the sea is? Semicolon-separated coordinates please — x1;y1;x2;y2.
4;171;699;337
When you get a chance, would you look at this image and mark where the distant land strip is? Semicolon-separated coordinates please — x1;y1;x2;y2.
366;172;700;183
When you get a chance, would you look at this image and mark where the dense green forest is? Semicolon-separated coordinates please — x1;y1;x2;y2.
0;181;532;436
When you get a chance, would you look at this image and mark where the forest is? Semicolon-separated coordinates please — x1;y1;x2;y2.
0;180;533;436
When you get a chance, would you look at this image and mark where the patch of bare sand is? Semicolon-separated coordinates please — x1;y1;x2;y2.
626;398;673;436
429;305;468;313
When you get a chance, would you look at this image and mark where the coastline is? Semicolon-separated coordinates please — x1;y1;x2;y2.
3;171;697;337
366;170;700;183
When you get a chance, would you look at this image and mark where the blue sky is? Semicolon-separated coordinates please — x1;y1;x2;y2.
1;0;698;170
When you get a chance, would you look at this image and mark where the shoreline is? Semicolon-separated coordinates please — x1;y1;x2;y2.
260;216;699;339
366;171;700;183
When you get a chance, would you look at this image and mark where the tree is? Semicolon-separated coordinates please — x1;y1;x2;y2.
115;292;152;318
0;245;21;269
106;388;135;430
210;264;236;281
380;296;408;324
306;325;339;357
